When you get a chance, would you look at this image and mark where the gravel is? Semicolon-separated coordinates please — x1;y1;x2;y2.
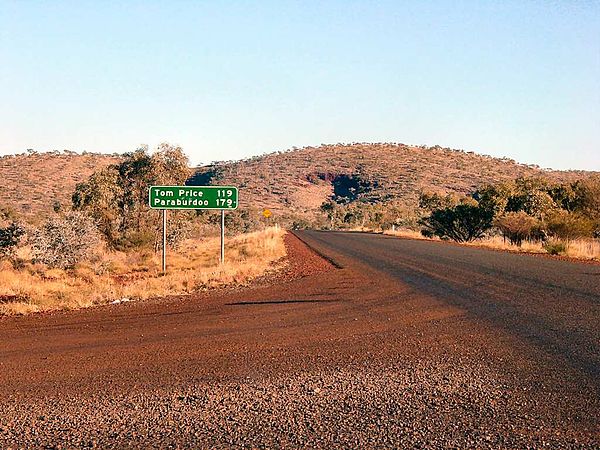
1;359;596;449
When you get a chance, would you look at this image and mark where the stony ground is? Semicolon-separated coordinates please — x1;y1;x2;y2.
3;359;596;448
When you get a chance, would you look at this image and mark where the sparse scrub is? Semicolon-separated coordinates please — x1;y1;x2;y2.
0;227;286;315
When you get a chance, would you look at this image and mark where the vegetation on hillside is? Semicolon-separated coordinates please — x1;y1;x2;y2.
0;151;120;220
0;142;598;316
0;145;287;315
194;143;590;223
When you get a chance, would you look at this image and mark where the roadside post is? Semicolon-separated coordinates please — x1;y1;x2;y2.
149;186;239;272
262;209;272;229
220;209;225;265
162;209;167;272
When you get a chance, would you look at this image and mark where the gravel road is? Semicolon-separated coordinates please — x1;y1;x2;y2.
0;231;598;448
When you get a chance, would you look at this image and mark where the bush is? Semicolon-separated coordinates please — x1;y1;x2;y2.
544;241;567;255
546;211;594;241
0;222;25;258
419;204;494;242
495;212;538;246
31;212;101;269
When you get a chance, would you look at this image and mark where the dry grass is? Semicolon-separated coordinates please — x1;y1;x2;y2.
383;228;433;240
384;229;600;260
464;236;546;254
0;227;286;315
464;236;600;260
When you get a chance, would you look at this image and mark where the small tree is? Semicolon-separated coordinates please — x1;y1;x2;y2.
0;222;25;258
31;212;101;269
419;204;494;242
505;190;555;219
418;192;458;211
546;211;594;242
473;182;514;215
73;144;191;250
495;212;538;246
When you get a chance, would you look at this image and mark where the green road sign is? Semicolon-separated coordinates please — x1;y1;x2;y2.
149;186;238;210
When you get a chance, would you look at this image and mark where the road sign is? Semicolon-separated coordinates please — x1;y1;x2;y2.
149;186;238;210
149;185;238;272
262;209;272;219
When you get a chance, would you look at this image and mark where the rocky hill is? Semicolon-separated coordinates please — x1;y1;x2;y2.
191;143;591;217
0;144;593;222
0;151;121;221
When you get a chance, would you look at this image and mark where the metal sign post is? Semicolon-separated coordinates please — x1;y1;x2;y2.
149;185;238;272
220;209;225;265
162;209;167;273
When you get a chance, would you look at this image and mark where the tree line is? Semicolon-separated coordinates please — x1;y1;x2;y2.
418;177;599;246
318;175;600;252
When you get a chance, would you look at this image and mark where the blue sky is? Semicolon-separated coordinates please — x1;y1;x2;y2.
1;1;599;169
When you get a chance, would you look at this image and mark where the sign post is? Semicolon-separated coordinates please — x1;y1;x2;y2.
149;186;238;272
162;209;167;273
220;209;225;265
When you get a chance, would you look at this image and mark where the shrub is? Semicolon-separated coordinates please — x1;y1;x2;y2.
495;212;538;246
505;190;556;219
0;222;25;258
419;204;494;242
546;210;594;241
31;212;101;269
221;209;262;235
544;241;567;255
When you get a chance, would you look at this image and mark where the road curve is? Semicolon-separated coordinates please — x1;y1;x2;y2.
0;231;598;448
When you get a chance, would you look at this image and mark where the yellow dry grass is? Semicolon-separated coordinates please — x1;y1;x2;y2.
465;236;600;259
0;227;286;315
384;229;600;260
383;228;433;240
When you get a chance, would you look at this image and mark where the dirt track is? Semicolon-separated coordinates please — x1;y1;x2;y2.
1;231;599;448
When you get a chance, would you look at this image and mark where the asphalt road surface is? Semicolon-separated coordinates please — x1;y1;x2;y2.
1;231;599;448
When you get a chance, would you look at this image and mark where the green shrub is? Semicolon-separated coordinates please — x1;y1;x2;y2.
544;241;567;255
546;211;594;241
0;222;25;258
419;204;494;242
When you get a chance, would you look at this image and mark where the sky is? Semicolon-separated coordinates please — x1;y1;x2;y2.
1;1;599;170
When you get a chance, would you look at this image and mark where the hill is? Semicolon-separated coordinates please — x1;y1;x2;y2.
191;143;591;217
0;144;593;222
0;151;121;221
